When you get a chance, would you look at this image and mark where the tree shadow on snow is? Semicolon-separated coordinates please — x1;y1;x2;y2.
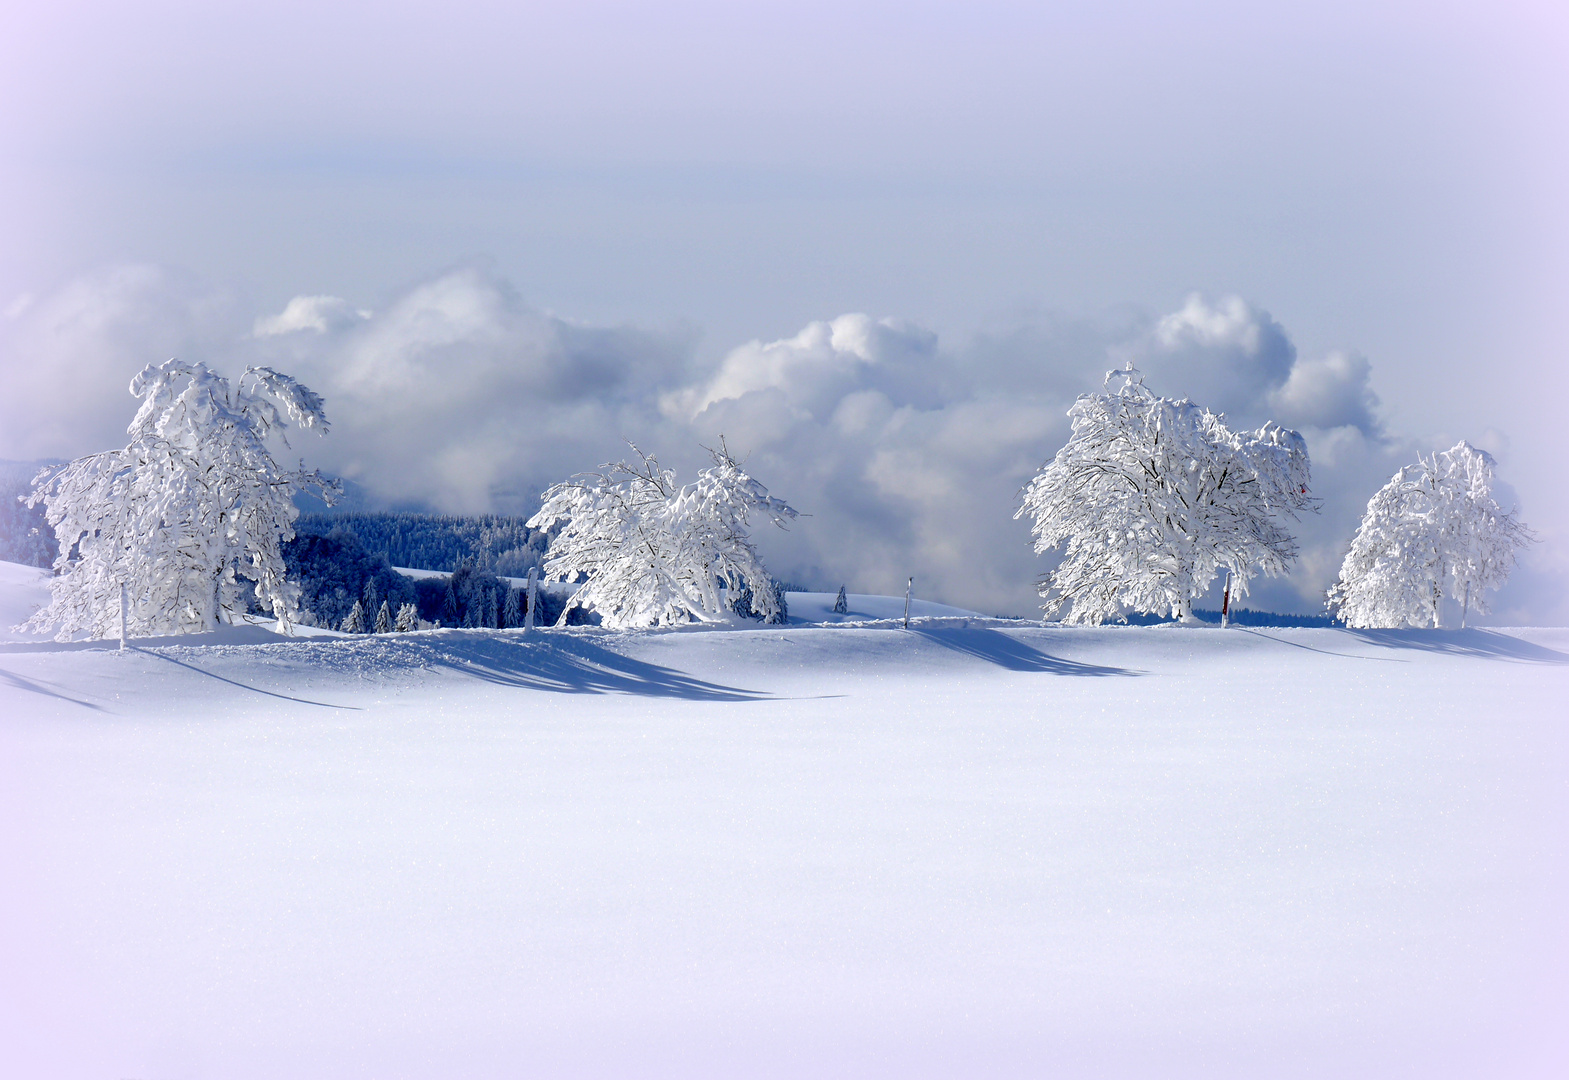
911;627;1138;677
425;635;769;700
0;666;110;712
1232;628;1408;662
0;639;126;654
1340;628;1569;665
141;648;362;709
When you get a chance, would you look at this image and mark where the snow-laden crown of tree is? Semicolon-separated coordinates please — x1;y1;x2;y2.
528;442;798;630
1327;440;1533;629
18;359;333;640
1017;366;1315;625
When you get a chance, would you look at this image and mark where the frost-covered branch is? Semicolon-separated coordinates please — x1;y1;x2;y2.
1016;366;1315;624
528;441;798;629
1327;441;1533;628
18;359;335;640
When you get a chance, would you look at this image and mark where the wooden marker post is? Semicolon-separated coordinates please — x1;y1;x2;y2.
524;567;539;632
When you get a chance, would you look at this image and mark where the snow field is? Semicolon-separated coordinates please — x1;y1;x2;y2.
782;590;983;623
2;564;1567;1078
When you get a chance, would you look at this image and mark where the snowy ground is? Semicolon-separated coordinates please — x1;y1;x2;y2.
392;565;581;607
2;559;1568;1078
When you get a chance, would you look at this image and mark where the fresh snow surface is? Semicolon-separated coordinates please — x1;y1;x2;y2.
394;565;578;599
785;590;983;623
2;560;1567;1078
392;564;459;582
0;559;51;640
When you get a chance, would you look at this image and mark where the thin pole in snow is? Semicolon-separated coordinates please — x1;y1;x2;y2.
904;577;913;629
1221;570;1232;628
120;581;128;650
524;567;538;632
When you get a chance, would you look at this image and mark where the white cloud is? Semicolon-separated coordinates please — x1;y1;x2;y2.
1269;349;1381;433
666;313;940;421
265;267;695;513
0;264;241;461
253;295;368;337
2;267;1560;623
1140;294;1298;418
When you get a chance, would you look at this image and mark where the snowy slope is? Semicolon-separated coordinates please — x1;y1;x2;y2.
2;560;1568;1079
0;558;51;641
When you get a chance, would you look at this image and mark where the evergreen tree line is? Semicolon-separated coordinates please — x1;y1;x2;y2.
277;524;584;632
293;511;548;577
0;461;58;568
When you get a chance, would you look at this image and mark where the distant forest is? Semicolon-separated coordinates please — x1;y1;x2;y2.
292;510;549;577
0;461;57;568
278;524;581;630
283;511;563;630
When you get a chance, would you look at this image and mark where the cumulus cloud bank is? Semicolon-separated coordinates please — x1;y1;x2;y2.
0;268;1555;621
0;265;243;461
253;295;369;337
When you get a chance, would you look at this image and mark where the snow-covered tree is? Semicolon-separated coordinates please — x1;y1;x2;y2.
1017;366;1314;624
374;599;393;634
503;586;521;628
394;602;419;632
18;359;333;640
833;585;848;614
341;599;366;634
1327;441;1533;628
528;441;799;629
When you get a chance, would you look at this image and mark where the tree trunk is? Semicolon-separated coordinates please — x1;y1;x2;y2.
209;569;223;631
